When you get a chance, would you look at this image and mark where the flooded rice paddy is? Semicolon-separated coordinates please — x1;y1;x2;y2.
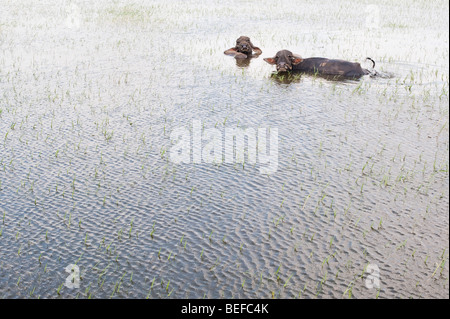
0;0;448;299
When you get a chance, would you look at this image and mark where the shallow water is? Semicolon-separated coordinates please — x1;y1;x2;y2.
0;0;448;299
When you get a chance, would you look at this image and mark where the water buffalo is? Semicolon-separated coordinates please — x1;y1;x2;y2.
264;50;376;78
224;36;262;59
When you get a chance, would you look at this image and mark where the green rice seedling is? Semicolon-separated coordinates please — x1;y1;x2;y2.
150;222;155;238
106;242;113;255
150;277;156;290
209;258;219;271
116;272;127;293
298;283;307;298
432;252;448;277
208;230;213;242
68;213;72;227
343;281;355;299
302;195;311;210
344;202;352;216
284;274;293;288
360;263;369;279
99;264;110;281
85;284;91;296
320;272;328;286
362;229;368;238
29;286;36;297
110;283;118;298
378;218;383;230
56;283;64;295
275;264;281;281
396;240;407;250
91;261;101;271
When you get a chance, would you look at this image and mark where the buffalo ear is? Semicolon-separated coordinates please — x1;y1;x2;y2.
264;57;277;65
224;48;238;55
252;47;262;55
225;48;248;59
291;54;303;65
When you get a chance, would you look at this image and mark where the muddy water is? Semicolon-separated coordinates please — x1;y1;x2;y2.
0;0;448;299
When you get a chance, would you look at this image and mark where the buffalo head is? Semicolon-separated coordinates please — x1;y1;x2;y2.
264;50;303;72
224;36;262;59
235;36;255;55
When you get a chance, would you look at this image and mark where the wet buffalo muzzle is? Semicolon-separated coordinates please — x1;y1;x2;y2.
237;43;251;54
276;62;292;72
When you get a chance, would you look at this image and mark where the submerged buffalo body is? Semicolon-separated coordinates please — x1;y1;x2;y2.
224;36;262;59
264;50;375;78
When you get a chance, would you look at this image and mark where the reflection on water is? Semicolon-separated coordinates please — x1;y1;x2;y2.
268;71;377;84
0;0;448;299
269;72;303;84
235;57;252;68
